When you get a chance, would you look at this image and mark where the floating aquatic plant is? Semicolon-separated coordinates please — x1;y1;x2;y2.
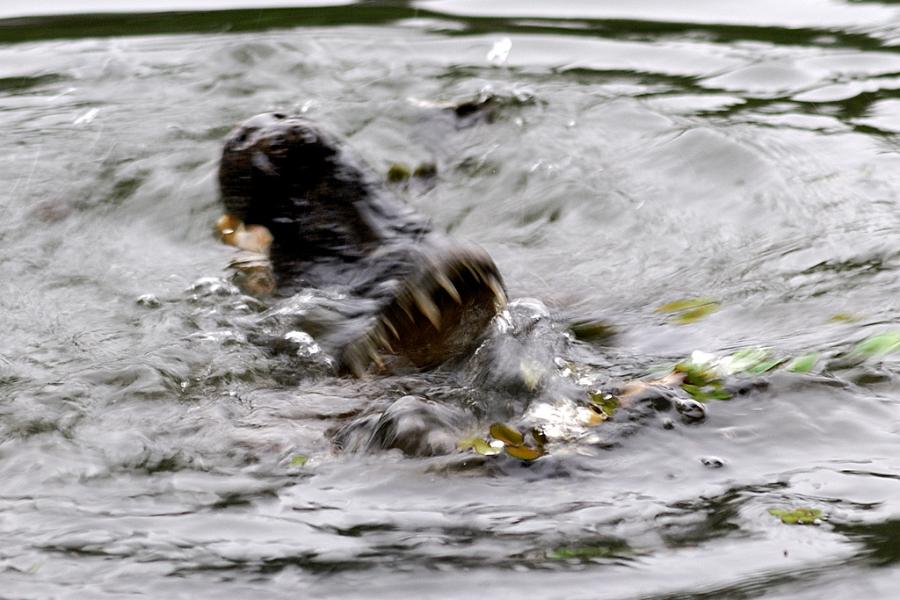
853;331;900;358
673;355;731;402
768;507;822;525
829;313;859;323
588;391;620;417
489;422;524;446
386;163;411;182
656;297;720;324
786;352;819;373
504;444;544;461
458;437;502;456
568;318;616;343
718;347;784;375
549;539;632;561
460;422;545;461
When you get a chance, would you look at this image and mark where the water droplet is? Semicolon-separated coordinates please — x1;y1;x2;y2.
136;294;160;308
486;37;512;65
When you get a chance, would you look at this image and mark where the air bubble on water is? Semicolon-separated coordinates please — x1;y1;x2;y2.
525;400;592;441
136;294;160;308
189;277;239;297
190;330;246;345
268;292;316;316
284;331;332;366
553;358;574;378
690;350;717;366
284;331;320;354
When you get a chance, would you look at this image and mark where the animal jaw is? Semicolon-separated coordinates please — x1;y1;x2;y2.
217;113;507;375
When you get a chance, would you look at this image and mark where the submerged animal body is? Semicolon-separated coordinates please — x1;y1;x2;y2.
218;113;507;376
214;112;715;459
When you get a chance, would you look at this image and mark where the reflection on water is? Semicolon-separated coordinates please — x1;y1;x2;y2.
1;1;900;598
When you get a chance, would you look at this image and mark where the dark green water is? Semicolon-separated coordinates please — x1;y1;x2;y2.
1;2;900;598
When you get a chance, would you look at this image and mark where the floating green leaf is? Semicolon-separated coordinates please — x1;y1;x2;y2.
714;347;785;376
682;383;731;402
674;361;719;387
589;391;620;417
719;347;769;374
657;297;720;324
489;422;525;447
290;455;308;467
749;358;785;374
569;318;616;343
787;353;819;373
504;444;544;461
829;313;859;323
386;163;411;183
474;439;501;456
673;358;732;402
768;507;822;525
657;297;718;313
551;546;612;560
854;331;900;357
413;162;437;178
458;437;501;456
671;303;720;324
583;406;608;426
549;540;630;560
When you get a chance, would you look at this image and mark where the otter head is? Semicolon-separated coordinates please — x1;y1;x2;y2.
217;113;507;375
219;112;379;260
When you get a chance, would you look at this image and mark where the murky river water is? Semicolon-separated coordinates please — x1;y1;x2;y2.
2;1;900;598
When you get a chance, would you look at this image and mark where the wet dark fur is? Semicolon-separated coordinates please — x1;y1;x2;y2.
219;113;506;374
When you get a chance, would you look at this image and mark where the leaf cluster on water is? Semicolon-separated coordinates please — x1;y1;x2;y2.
673;358;732;402
768;507;822;525
459;422;546;462
588;391;620;417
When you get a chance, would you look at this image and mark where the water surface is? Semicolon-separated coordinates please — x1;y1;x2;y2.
2;2;900;598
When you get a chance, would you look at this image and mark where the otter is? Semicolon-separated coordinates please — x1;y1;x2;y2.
213;112;716;459
217;112;506;376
